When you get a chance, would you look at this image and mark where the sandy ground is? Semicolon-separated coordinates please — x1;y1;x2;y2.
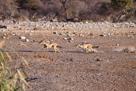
0;27;136;91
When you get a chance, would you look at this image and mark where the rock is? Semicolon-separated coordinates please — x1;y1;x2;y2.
116;44;119;46
107;33;110;35
100;34;106;37
13;20;16;24
29;33;32;36
82;41;87;44
112;46;136;53
0;25;7;29
69;37;74;41
96;58;102;61
67;34;71;37
11;33;15;36
90;33;93;35
63;37;67;40
34;27;41;30
59;32;63;35
2;36;6;39
19;36;26;40
53;31;57;34
25;39;29;42
124;46;136;53
79;34;84;37
69;40;72;43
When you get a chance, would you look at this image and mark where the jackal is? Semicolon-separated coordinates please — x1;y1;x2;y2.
39;40;61;53
76;44;98;53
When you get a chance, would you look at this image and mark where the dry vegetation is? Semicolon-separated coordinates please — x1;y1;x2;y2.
0;0;136;22
0;47;30;90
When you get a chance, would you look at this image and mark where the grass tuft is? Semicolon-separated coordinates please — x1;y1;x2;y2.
0;40;5;49
0;51;30;91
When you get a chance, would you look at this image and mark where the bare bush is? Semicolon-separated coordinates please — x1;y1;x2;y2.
65;0;87;21
0;0;18;20
0;0;135;22
16;0;42;10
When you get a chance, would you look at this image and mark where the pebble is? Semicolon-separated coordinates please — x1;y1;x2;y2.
100;34;106;37
69;40;72;43
53;32;57;34
82;41;87;44
2;30;5;32
11;33;15;36
96;58;102;61
2;36;6;38
19;36;26;40
79;34;84;37
29;33;32;36
59;32;63;35
63;37;67;40
67;34;71;37
90;33;93;35
107;33;110;35
116;44;119;46
69;37;74;40
25;39;29;42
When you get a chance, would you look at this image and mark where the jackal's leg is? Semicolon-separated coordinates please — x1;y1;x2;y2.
56;48;60;52
53;46;57;53
46;47;48;51
85;48;88;53
54;46;60;53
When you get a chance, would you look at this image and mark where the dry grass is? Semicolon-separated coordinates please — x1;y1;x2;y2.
0;40;30;91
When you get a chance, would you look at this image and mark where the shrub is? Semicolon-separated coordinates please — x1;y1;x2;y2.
16;0;42;10
110;0;133;10
0;0;18;19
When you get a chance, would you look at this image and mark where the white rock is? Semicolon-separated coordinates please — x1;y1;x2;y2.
19;36;26;40
63;37;67;40
11;33;15;36
29;33;32;36
116;44;119;46
107;33;110;35
25;39;29;42
2;36;6;38
79;34;84;37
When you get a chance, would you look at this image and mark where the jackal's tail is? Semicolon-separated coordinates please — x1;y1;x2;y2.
57;45;62;48
92;46;99;48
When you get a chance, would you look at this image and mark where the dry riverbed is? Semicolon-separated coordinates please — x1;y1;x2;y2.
0;21;136;91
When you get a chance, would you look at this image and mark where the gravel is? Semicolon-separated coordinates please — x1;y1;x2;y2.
1;20;136;31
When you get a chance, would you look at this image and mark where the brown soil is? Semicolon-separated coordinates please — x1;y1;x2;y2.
0;27;136;91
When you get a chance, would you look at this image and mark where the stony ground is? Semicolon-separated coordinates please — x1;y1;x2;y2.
0;21;136;91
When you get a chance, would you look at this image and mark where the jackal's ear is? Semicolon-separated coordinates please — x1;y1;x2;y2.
44;44;47;48
39;40;43;43
76;44;79;47
39;40;45;44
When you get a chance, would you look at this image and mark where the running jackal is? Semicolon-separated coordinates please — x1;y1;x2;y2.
76;44;98;53
39;40;61;52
